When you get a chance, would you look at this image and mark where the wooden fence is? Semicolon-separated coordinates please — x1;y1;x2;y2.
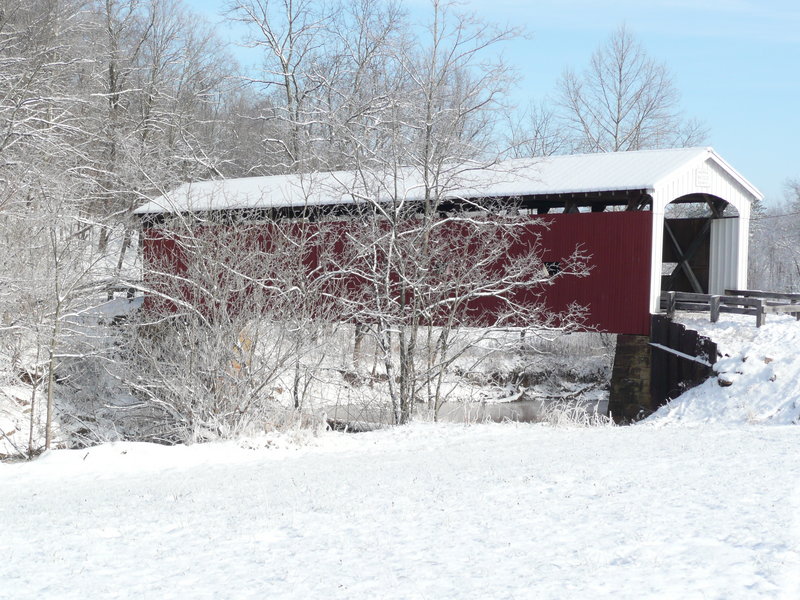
650;315;717;407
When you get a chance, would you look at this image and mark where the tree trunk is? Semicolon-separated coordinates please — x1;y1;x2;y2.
44;317;60;451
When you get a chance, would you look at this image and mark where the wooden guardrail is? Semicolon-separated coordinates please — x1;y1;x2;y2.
660;289;800;327
725;288;800;304
650;315;717;407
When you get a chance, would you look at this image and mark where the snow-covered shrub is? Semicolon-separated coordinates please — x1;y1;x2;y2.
539;398;614;427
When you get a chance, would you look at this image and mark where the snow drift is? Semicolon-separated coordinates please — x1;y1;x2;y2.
647;313;800;425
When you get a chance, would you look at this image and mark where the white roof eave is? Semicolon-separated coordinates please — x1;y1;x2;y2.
707;148;764;201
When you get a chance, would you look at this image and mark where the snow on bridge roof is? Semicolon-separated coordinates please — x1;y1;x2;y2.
134;147;762;215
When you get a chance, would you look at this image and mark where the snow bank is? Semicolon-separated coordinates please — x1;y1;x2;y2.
0;385;60;458
647;313;800;426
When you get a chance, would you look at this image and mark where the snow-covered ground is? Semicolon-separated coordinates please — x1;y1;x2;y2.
2;312;799;599
2;424;798;599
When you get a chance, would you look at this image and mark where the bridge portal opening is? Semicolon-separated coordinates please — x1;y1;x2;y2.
660;193;740;295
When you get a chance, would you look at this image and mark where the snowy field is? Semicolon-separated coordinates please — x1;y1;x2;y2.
2;313;799;599
2;423;799;599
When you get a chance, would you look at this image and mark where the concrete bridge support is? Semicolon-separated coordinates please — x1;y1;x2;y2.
609;334;653;423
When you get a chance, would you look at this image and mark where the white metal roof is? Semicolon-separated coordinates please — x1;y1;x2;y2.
134;147;763;214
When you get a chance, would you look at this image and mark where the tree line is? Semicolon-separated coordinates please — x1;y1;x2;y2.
1;0;793;455
749;179;800;293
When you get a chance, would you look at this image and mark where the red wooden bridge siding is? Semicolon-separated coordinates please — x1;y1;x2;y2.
532;211;653;336
142;211;653;336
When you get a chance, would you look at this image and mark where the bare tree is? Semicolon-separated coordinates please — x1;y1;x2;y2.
316;0;410;169
0;0;113;453
226;0;335;172
85;0;236;258
785;178;800;211
316;0;587;424
0;0;242;455
748;179;800;292
557;25;706;153
119;196;356;441
504;100;573;158
340;197;589;423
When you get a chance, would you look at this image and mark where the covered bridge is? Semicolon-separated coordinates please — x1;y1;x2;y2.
135;146;762;337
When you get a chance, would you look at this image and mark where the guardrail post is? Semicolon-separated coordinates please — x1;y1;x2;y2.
710;295;721;323
755;299;765;327
666;291;676;319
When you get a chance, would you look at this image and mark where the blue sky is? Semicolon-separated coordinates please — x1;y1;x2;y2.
188;0;799;204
